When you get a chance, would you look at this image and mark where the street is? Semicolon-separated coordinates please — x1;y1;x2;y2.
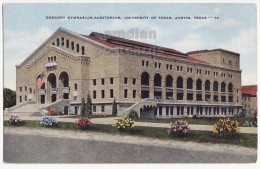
3;127;257;163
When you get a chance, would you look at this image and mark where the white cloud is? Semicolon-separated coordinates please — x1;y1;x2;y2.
166;33;204;53
4;26;55;90
222;18;239;28
219;28;257;85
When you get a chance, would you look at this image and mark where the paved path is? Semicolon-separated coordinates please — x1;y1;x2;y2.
4;127;257;163
3;113;258;134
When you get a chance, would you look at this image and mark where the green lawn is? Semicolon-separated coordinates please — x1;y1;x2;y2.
4;120;257;148
135;117;251;126
59;115;113;119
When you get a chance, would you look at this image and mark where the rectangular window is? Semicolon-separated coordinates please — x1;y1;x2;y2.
124;89;128;98
180;66;183;71
196;94;202;101
124;77;128;84
177;93;183;100
93;90;96;99
155;62;157;68
146;61;149;67
93;79;96;86
24;95;27;101
101;78;105;85
20;87;22;92
133;78;136;85
133;90;136;98
187;93;193;100
93;106;96;113
142;60;145;66
101;90;105;98
221;96;226;102
101;105;105;112
166;64;169;69
25;86;27;91
214;95;218;102
177;66;179;71
170;65;172;70
110;77;113;84
19;96;22;102
110;89;113;98
158;63;161;69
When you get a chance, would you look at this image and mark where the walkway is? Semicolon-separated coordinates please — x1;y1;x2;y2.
3;112;258;134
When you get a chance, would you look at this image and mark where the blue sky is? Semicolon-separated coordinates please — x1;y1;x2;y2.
3;3;257;90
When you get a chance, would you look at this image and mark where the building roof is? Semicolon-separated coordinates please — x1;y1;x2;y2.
241;85;257;96
187;48;240;56
81;32;210;65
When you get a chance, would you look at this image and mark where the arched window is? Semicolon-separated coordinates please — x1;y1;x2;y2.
66;39;69;48
187;77;193;89
81;46;85;55
61;37;64;46
177;76;183;89
56;38;60;46
52;42;55;46
196;79;202;90
76;44;79;52
74;83;78;90
221;82;226;92
213;81;218;91
166;75;173;88
71;41;74;50
141;72;149;86
205;80;210;91
54;56;56;62
154;73;162;87
228;83;233;93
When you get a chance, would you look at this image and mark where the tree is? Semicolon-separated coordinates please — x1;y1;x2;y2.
86;93;92;117
112;98;117;117
81;98;86;118
3;88;16;110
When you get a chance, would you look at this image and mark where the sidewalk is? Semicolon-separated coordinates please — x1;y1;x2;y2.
3;113;258;134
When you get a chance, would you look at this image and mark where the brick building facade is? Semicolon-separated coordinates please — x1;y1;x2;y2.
14;27;242;117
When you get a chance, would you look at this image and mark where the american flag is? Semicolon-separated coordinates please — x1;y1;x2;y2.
36;74;47;89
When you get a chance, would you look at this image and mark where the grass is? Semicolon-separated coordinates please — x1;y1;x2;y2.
59;115;113;119
135;117;251;126
4;120;257;148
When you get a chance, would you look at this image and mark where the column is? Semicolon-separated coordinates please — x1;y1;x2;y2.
184;106;187;116
173;106;177;117
150;79;154;99
162;79;166;100
162;106;166;117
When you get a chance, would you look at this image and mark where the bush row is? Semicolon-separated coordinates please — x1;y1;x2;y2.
8;114;241;139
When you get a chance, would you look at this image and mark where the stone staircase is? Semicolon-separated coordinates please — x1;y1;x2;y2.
4;101;40;113
41;99;71;114
122;98;157;117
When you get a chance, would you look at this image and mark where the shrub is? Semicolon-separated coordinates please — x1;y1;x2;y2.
40;116;58;127
168;120;190;137
99;113;108;117
48;109;57;116
9;114;22;125
75;117;93;129
213;118;240;138
128;110;138;119
112;117;135;132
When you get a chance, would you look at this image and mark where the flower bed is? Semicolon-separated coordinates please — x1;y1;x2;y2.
40;116;58;127
9;114;22;125
75;117;93;129
168;120;190;137
48;109;57;116
112;117;135;132
213;118;240;138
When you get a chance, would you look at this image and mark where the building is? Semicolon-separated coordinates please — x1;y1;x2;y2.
10;27;242;117
241;85;257;116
